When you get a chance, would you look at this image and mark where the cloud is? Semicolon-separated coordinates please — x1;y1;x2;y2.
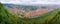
0;0;60;4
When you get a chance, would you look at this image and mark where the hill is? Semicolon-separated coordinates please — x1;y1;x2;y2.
0;3;21;24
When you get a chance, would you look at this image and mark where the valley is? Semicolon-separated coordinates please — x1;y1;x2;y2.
0;3;60;24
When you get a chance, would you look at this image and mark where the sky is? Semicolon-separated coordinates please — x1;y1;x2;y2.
0;0;60;5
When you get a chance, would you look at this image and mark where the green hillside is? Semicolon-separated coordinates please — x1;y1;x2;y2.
0;3;21;24
0;3;60;24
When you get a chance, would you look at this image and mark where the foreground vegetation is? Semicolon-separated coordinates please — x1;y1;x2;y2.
0;3;60;24
0;3;21;24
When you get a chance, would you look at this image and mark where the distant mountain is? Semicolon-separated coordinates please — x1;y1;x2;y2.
3;4;60;11
3;4;37;11
3;4;60;9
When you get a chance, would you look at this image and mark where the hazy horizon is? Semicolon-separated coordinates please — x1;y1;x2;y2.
0;0;60;5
